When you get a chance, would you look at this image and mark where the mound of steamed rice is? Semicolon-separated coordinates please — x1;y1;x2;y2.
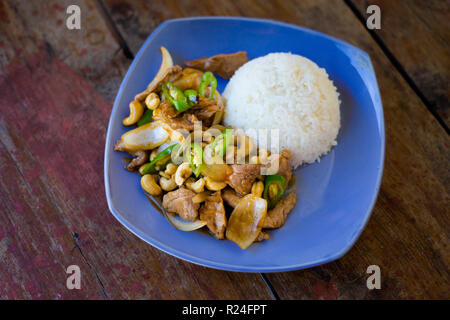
223;52;340;169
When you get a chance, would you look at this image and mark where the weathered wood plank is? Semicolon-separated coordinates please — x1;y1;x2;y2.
0;142;106;299
0;0;129;101
0;0;273;299
351;0;450;127
102;0;450;299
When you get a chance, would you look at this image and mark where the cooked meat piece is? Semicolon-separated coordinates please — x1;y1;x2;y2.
263;149;293;184
159;101;180;119
221;188;242;208
278;149;293;183
199;192;227;239
226;164;260;196
167;113;199;131
184;52;248;79
191;97;223;120
125;150;148;172
187;96;223;127
255;231;270;242
262;192;297;229
135;65;183;101
162;187;200;221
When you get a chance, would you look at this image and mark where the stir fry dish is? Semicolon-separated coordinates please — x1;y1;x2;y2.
114;47;297;249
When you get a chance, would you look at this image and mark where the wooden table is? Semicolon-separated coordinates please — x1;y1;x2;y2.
0;0;448;299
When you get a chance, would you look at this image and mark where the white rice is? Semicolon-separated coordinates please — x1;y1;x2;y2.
223;52;340;169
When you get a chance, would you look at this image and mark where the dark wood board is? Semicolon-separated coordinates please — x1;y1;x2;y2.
102;0;449;299
0;0;273;299
351;0;450;128
0;0;448;299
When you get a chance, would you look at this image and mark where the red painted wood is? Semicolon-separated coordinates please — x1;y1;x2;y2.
0;46;272;299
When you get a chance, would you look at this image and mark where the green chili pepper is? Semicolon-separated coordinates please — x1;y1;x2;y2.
162;82;191;112
137;109;153;126
263;174;286;209
184;89;198;107
198;71;217;99
210;126;232;158
141;143;180;175
188;142;203;177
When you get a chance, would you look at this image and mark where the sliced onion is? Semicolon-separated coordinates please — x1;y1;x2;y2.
146;46;174;90
166;212;207;231
121;121;169;150
226;194;268;249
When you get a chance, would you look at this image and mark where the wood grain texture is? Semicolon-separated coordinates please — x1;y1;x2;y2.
0;0;272;299
351;0;450;127
0;0;129;101
102;0;450;299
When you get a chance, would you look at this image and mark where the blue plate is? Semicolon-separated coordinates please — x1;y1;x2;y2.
104;17;384;272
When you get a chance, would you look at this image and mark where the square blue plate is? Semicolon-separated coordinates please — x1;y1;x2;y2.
104;17;384;272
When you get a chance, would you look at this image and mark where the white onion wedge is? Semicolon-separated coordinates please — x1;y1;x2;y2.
121;121;169;151
166;212;207;231
226;194;268;249
146;46;174;90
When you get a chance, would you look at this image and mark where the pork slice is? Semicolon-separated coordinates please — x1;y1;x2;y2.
190;96;223;120
262;192;297;229
184;52;248;79
263;149;293;184
159;101;180;119
199;192;227;239
167;113;199;131
226;164;260;196
162;187;200;221
278;149;293;184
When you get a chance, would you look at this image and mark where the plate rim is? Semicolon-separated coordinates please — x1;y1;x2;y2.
104;16;385;272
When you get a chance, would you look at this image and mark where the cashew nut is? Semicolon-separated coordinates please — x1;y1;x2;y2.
192;191;209;204
165;163;178;176
141;174;162;196
205;177;227;191
251;181;264;198
149;149;158;161
174;162;192;186
123;100;145;126
145;92;160;110
258;148;269;164
202;130;213;143
159;176;177;191
186;177;205;193
159;171;171;179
